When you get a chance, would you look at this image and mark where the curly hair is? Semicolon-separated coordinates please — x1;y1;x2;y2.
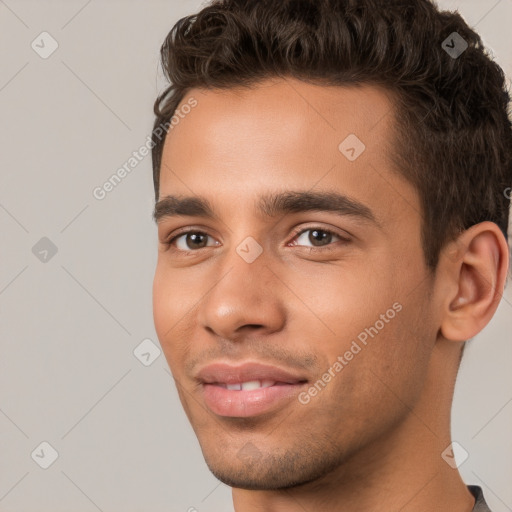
152;0;512;270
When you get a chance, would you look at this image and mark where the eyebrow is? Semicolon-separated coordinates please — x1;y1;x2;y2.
153;190;380;227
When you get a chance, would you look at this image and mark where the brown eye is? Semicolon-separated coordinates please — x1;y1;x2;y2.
167;230;220;252
306;229;334;246
185;232;208;249
291;227;348;249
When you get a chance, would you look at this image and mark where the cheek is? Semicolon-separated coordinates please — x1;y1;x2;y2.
290;258;401;347
152;263;196;369
152;265;170;339
292;258;429;398
322;293;430;421
153;259;199;323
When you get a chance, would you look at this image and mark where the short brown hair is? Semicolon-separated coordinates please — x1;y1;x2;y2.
151;0;512;270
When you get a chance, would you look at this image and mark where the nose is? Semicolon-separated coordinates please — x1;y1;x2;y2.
196;248;287;342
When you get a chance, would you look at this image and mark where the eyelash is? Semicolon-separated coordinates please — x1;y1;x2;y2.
164;226;350;253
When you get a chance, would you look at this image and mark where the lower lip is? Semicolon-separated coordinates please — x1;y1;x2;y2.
202;383;306;417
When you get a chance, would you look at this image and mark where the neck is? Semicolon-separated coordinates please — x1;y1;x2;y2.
232;340;475;512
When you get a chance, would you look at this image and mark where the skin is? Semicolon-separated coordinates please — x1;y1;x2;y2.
152;77;509;512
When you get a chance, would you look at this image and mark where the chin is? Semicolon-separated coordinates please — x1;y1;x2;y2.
207;466;312;491
201;448;341;491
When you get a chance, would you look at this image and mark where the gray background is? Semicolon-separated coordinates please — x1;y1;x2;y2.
0;0;511;511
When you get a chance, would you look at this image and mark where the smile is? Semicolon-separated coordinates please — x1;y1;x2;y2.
195;362;309;417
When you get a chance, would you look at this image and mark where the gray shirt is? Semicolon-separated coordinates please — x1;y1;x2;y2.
469;485;492;512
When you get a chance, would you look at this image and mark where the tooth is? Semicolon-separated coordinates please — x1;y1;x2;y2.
240;380;261;391
227;383;242;390
260;380;275;388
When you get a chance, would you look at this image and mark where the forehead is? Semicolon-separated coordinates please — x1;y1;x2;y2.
164;77;395;160
159;77;419;229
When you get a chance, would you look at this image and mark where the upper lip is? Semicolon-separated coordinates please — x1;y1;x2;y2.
195;361;308;385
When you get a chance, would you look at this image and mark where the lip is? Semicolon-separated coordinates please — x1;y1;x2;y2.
196;361;308;385
196;361;308;418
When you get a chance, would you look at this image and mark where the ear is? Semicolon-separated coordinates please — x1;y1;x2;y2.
439;222;510;342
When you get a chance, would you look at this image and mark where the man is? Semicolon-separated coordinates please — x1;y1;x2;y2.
150;0;512;510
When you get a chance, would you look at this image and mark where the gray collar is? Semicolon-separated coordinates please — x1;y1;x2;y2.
469;485;492;512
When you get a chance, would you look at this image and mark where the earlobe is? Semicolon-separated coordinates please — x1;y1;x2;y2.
440;222;509;342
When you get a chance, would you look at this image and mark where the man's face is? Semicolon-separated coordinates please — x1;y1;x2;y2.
153;78;438;489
